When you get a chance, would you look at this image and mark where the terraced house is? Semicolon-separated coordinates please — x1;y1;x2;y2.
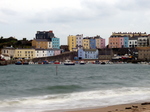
14;49;35;59
32;30;60;49
109;32;148;48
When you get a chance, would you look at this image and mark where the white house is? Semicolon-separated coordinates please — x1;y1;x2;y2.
128;37;138;48
35;49;61;58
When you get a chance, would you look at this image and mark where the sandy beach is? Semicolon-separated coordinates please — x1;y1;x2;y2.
65;102;150;112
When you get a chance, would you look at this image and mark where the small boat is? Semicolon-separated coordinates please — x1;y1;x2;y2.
42;60;49;64
23;62;29;65
15;61;22;65
54;61;61;64
94;60;100;64
80;61;86;65
64;59;75;65
101;62;106;65
0;63;7;66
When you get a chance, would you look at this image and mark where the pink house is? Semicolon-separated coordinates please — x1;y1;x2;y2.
100;38;105;48
95;36;105;48
109;36;124;48
54;49;61;56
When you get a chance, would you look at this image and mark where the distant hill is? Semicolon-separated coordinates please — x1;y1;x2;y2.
0;37;32;49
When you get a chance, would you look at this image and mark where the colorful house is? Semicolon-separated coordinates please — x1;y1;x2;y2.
82;38;90;49
52;38;60;49
68;35;77;51
109;36;129;48
76;34;83;49
35;49;61;58
78;49;98;59
90;38;96;49
95;36;105;49
14;49;35;59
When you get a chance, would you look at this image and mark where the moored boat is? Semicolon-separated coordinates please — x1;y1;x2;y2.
23;62;29;65
101;62;106;65
54;61;61;64
64;59;75;65
15;61;22;65
80;61;86;65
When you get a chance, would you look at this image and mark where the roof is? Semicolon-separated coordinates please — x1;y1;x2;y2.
35;48;61;51
84;49;97;51
129;37;138;40
33;39;50;42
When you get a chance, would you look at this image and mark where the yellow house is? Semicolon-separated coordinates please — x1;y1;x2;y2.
82;38;90;49
32;39;51;49
68;35;77;51
14;49;35;59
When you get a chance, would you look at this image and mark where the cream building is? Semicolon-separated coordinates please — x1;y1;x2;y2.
112;32;148;37
14;49;35;59
82;38;90;49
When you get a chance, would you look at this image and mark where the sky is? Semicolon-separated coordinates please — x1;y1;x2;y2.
0;0;150;45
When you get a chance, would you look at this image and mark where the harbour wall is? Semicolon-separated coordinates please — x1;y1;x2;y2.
32;51;77;62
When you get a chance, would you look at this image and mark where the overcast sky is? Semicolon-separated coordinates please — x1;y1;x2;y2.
0;0;150;45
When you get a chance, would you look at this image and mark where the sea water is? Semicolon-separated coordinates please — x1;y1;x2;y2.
0;63;150;112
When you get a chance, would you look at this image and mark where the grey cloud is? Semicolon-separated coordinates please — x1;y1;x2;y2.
0;8;18;16
114;0;150;11
28;7;98;24
28;2;118;24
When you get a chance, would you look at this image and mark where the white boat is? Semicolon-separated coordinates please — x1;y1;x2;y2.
80;61;86;65
64;59;75;65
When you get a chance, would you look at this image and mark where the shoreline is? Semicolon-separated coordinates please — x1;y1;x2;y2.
43;102;150;112
67;102;150;112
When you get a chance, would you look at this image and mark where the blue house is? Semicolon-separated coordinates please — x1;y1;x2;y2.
78;49;98;59
78;49;84;59
90;38;96;49
124;37;129;48
52;38;60;49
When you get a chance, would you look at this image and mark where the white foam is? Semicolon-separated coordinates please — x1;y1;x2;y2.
1;87;150;112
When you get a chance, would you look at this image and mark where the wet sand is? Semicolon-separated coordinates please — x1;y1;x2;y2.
66;102;150;112
43;102;150;112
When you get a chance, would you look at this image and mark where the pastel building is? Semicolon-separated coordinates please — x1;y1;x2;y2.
14;49;35;59
90;38;96;49
35;49;61;58
109;36;129;48
95;36;105;48
68;35;77;51
78;49;98;59
82;38;90;49
52;38;60;49
35;49;48;58
76;34;83;49
54;49;61;55
123;37;129;48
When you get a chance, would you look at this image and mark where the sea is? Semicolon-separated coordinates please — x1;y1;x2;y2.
0;63;150;112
